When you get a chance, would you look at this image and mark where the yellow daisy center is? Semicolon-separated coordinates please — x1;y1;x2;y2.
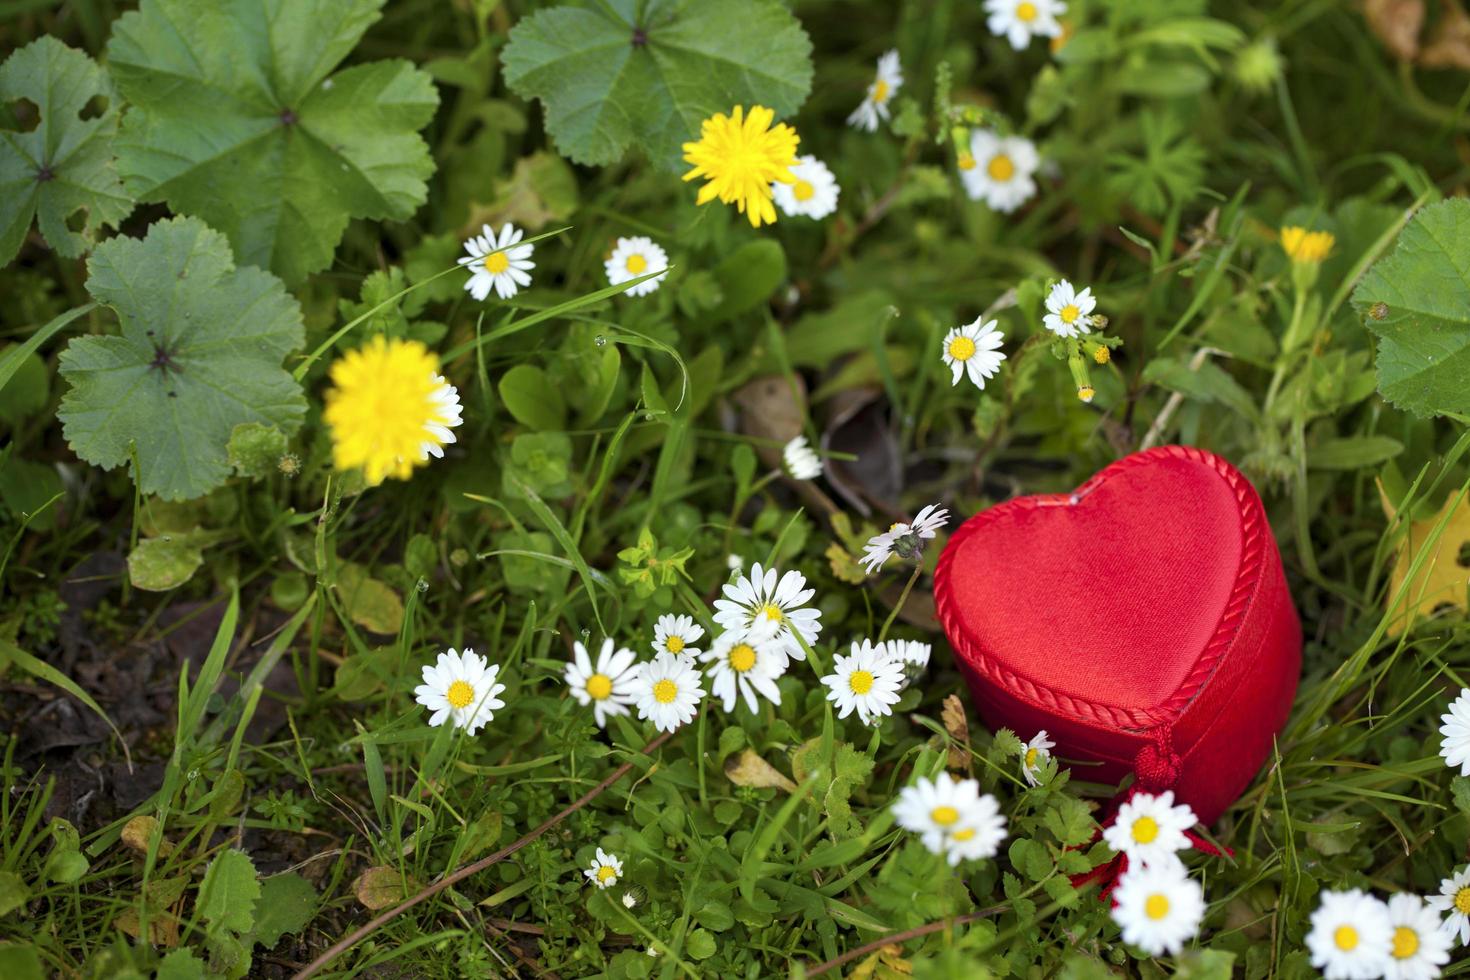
987;154;1015;181
729;643;757;673
1094;345;1111;364
682;105;799;228
484;251;509;274
585;673;612;700
653;679;679;704
759;603;784;624
446;680;475;710
1393;926;1419;959
1334;925;1358;952
323;336;454;485
957;151;976;171
1456;887;1470;914
1017;2;1039;21
596;865;617;884
931;805;960;826
873;79;890;104
948;335;977;361
664;635;685;654
1060;303;1080;323
792;179;815;201
1077;385;1096;402
952;827;976;841
1025;747;1040;767
1144;894;1170;921
848;670;874;695
625;253;647;274
1130;816;1159;844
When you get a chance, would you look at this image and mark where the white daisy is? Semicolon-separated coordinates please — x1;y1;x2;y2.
1020;730;1055;787
699;629;786;714
909;503;949;538
860;504;950;574
1308;889;1395;980
632;652;705;732
892;772;1007;865
583;848;623;889
1384;893;1453;980
652;614;704;659
859;530;898;574
459;223;535;300
1110;860;1205;957
783;434;823;480
959;129;1039;213
713;563;822;663
773;155;840;219
1439;688;1470;775
1042;279;1098;339
604;236;669;297
1101;790;1197;867
820;639;905;725
1427;866;1470;945
621;890;639;909
941;317;1006;390
984;0;1065;51
418;374;464;461
848;50;903;132
564;638;642;728
885;639;932;670
413;648;506;735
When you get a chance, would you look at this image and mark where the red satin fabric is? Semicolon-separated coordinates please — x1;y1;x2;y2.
933;446;1301;824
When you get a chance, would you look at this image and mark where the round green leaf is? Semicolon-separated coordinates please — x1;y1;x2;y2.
57;217;306;501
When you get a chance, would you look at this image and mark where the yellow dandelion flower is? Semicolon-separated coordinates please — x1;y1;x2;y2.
1280;226;1334;264
682;105;799;228
323;336;463;486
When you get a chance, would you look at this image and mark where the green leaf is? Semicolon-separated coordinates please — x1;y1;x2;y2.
57;217;306;501
0;871;29;917
248;873;317;949
711;239;787;323
227;423;289;479
0;942;43;980
336;561;405;635
0;458;63;532
685;927;717;961
107;0;439;283
502;0;812;170
1307;436;1404;471
197;849;260;937
498;364;567;430
0;345;47;424
1354;199;1470;418
127;533;206;591
155;949;207;980
0;37;132;266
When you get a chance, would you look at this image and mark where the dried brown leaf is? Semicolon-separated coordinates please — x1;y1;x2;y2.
724;749;798;793
1421;0;1470;67
120;815;174;857
1363;0;1425;60
354;866;418;910
941;694;970;772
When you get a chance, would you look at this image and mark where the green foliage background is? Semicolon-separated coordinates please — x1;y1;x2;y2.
2;0;1470;977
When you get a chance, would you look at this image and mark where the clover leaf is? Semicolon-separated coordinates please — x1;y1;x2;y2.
0;37;133;266
1353;199;1470;419
107;0;439;284
502;0;813;170
58;217;306;501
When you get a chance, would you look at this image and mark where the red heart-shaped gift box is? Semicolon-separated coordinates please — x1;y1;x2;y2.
933;446;1301;824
